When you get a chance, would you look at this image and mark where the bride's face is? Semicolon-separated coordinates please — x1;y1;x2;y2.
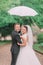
21;26;27;34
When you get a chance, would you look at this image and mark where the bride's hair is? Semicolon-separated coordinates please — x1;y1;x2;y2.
24;25;33;48
23;25;28;32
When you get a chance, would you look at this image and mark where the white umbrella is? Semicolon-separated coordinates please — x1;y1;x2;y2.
8;6;38;16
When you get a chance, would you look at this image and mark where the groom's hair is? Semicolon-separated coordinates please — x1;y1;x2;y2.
13;23;20;27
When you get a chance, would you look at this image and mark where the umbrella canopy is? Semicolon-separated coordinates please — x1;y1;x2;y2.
8;6;38;16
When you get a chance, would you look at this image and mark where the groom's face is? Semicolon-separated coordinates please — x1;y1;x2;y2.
14;24;21;32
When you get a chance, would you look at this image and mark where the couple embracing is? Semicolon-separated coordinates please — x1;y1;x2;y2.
11;23;41;65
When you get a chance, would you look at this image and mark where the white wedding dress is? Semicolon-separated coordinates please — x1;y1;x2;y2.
16;33;41;65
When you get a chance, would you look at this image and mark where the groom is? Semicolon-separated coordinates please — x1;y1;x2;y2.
11;23;22;65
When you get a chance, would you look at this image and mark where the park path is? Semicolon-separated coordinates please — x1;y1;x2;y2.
0;44;11;65
0;44;43;65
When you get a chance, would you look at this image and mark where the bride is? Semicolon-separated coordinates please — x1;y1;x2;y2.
16;25;41;65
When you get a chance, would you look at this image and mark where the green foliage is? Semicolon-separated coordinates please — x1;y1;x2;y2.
0;0;43;28
0;0;43;37
0;10;32;27
0;11;20;27
0;0;20;11
1;24;13;37
20;0;43;28
33;43;43;54
37;33;43;43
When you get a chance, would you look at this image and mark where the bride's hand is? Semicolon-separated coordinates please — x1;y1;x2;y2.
20;36;22;38
17;43;21;45
20;36;23;39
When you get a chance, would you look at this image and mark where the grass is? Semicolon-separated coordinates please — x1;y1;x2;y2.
0;40;11;45
33;43;43;54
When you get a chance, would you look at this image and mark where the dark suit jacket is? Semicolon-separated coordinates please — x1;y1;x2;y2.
11;30;22;54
